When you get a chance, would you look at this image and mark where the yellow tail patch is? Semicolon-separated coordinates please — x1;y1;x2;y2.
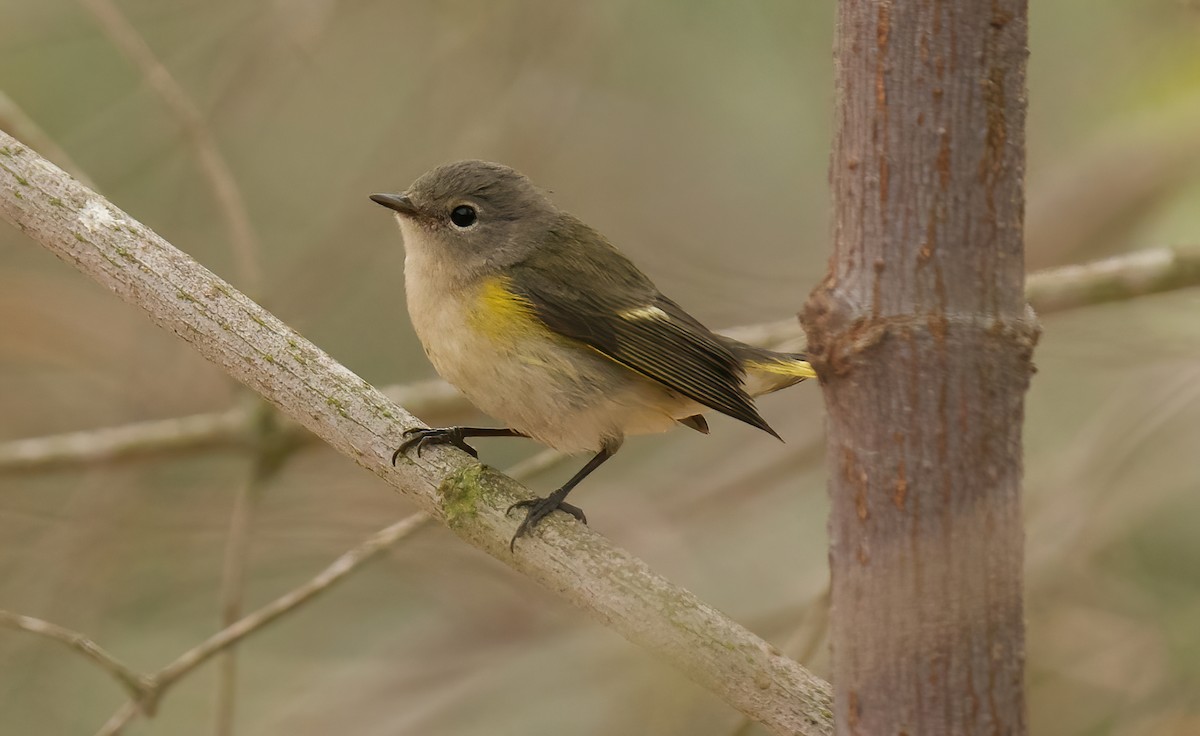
746;358;818;379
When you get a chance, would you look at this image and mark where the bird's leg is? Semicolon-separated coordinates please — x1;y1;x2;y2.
507;444;617;550
392;426;526;463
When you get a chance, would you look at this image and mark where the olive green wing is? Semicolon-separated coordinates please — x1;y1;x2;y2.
507;217;777;437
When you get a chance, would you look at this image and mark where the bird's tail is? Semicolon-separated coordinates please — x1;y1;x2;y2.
719;337;817;397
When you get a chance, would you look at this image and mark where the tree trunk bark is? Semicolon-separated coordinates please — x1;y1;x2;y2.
803;2;1036;734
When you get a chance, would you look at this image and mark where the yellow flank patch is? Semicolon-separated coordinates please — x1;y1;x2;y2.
471;276;545;341
746;358;818;379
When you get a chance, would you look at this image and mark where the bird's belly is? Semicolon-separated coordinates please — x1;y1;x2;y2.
407;283;691;453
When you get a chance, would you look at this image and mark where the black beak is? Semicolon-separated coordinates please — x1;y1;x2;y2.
370;192;419;217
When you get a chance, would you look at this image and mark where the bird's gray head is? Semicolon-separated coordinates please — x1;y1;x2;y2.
370;160;555;275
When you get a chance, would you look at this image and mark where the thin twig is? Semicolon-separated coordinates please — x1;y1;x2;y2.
92;452;565;735
0;131;834;734
0;406;250;473
0;380;464;475
1026;105;1200;269
212;417;292;736
92;512;432;736
15;427;569;736
169;513;431;691
78;0;262;292
94;702;140;736
0;611;152;701
1026;363;1200;591
211;403;296;736
1025;246;1200;313
213;471;257;736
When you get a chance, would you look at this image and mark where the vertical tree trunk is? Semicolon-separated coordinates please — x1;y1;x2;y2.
803;2;1036;734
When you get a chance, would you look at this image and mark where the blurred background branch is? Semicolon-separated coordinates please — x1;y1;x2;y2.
0;379;463;474
1025;246;1200;314
92;449;565;735
92;511;433;736
1026;100;1200;270
212;405;294;736
78;0;263;293
0;611;152;704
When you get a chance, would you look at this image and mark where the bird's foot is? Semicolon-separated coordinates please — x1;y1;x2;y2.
506;494;587;551
391;427;479;464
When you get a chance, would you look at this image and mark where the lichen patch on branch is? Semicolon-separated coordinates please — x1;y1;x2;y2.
79;199;119;233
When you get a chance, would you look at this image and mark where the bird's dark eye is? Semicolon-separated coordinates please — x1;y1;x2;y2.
450;205;477;228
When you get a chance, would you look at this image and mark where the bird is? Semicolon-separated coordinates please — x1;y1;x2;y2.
370;160;814;548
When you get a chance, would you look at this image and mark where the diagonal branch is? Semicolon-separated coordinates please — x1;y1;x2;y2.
0;611;153;703
0;131;833;735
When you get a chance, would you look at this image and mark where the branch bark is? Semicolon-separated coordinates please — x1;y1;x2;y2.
803;2;1033;733
0;131;832;736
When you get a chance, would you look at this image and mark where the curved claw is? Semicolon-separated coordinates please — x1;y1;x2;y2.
507;497;588;551
391;427;479;465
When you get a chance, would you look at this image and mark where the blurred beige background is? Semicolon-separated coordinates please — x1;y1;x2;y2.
2;1;1200;734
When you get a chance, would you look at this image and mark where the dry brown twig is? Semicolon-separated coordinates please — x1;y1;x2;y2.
1024;247;1200;313
92;511;434;736
0;380;463;474
0;130;834;736
1;453;564;736
78;0;263;293
32;448;560;736
1026;101;1200;269
0;611;153;702
212;405;296;736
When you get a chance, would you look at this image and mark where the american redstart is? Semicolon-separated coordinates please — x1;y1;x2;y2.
370;160;814;548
